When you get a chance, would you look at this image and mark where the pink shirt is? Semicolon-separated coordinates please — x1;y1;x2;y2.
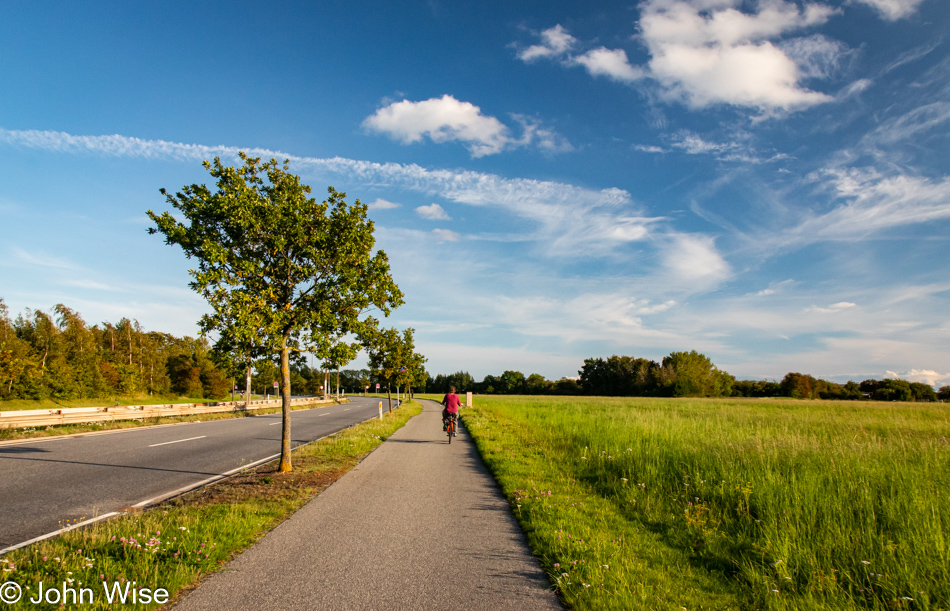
442;393;461;413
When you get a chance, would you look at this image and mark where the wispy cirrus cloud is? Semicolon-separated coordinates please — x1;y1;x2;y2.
0;126;668;261
785;169;950;244
9;246;84;270
806;301;857;313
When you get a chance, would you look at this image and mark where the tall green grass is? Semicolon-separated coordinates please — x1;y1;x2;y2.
462;396;949;610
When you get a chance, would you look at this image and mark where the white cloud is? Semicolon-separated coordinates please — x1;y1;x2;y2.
852;0;925;21
640;0;837;110
432;228;460;242
660;233;731;284
367;198;400;210
637;300;677;314
806;301;857;313
884;369;950;387
634;144;668;153
517;24;577;62
839;78;872;99
362;95;512;157
520;1;841;111
416;203;451;220
361;95;572;157
575;47;645;83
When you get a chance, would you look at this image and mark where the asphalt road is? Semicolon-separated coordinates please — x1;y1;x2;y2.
0;397;394;550
173;399;562;611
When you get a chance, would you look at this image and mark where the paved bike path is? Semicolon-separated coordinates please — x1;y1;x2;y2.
173;400;562;611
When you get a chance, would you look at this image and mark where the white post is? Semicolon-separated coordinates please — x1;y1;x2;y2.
378;401;383;420
466;391;473;407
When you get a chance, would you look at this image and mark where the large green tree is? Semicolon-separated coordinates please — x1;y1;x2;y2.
148;153;402;472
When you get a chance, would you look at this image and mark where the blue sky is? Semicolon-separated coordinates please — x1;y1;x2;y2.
1;0;948;385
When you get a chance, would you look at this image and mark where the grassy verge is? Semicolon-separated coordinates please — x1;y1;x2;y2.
0;400;423;609
0;400;345;443
462;396;949;611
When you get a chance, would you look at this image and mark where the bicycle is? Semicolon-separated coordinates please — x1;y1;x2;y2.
446;414;457;444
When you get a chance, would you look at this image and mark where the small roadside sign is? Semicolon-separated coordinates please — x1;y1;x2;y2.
375;383;380;389
273;381;278;388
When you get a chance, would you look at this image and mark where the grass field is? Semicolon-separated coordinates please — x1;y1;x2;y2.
0;401;422;609
461;396;949;611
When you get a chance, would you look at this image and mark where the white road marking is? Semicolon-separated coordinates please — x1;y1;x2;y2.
318;413;329;416
0;512;120;556
148;435;206;448
268;422;281;426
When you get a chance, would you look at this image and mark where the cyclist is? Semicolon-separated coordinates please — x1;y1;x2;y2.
441;386;461;435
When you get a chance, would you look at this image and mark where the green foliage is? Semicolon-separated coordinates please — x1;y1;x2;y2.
498;369;526;394
148;152;402;380
149;153;403;470
661;350;733;397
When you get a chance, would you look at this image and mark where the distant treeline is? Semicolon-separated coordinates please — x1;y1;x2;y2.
736;373;946;402
427;352;950;401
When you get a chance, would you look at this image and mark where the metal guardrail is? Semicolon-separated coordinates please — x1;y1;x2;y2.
0;397;342;430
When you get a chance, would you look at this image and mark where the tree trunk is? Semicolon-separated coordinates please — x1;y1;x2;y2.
278;336;293;472
336;369;340;398
245;363;252;411
387;385;393;413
